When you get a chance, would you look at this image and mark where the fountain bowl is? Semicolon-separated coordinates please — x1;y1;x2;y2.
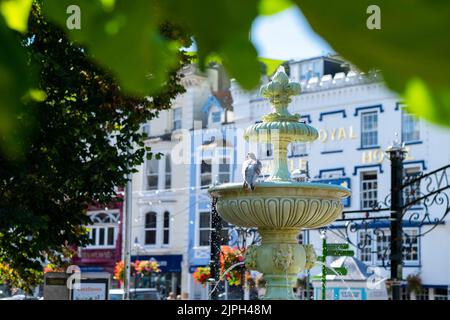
209;181;350;230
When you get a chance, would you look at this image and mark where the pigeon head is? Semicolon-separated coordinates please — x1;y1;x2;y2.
247;152;257;160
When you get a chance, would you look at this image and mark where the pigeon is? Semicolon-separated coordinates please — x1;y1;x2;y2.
242;153;262;190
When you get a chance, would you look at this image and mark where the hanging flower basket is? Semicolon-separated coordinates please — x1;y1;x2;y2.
136;260;161;276
193;266;211;286
407;274;423;294
114;259;161;286
220;246;245;286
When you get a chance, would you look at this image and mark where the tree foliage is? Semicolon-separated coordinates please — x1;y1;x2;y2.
0;4;189;290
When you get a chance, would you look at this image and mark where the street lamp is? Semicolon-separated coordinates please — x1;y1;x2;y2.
385;134;408;300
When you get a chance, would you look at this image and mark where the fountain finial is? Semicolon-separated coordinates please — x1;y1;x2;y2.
260;66;301;122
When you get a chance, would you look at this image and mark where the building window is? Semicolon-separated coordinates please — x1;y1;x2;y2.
403;229;419;262
258;143;273;159
199;211;210;246
358;228;420;265
433;288;448;300
400;287;411;300
88;226;116;247
173;108;182;130
297;232;304;245
361;111;378;148
145;212;157;245
146;158;159;190
217;157;230;184
402;109;420;142
404;168;421;205
163;211;170;245
212;111;221;123
360;171;378;209
87;211;119;248
141;123;150;137
165;154;172;189
291;143;308;157
376;231;391;263
416;288;429;300
200;158;212;188
358;230;373;263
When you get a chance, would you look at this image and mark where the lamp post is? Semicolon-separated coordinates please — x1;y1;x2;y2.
386;136;407;300
123;173;133;300
133;239;144;298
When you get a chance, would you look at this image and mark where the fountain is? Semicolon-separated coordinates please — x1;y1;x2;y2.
209;67;350;300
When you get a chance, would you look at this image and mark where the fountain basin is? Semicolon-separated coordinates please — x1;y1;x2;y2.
209;181;350;230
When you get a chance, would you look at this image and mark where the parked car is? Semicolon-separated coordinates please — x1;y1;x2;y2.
109;288;161;300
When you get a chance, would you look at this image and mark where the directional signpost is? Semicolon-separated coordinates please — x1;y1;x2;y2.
316;237;354;300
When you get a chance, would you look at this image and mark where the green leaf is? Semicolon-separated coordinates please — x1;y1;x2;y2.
259;57;285;76
0;0;33;33
0;18;33;157
294;0;450;127
259;0;293;16
159;0;261;90
42;0;179;96
41;0;263;92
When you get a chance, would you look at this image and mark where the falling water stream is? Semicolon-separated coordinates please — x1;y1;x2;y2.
209;262;245;299
315;261;358;300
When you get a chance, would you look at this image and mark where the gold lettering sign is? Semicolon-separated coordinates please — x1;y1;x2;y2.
318;129;328;143
362;148;414;164
317;126;357;143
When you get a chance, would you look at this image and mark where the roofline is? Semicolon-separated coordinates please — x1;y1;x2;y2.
288;55;345;65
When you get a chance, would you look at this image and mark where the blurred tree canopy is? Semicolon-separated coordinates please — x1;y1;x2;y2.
0;3;190;289
0;0;448;141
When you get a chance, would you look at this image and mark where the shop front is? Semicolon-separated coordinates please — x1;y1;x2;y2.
131;254;183;299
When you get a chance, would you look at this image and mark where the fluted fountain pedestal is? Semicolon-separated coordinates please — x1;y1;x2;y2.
209;67;350;300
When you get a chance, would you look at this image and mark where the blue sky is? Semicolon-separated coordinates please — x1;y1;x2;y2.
187;7;334;62
251;7;333;60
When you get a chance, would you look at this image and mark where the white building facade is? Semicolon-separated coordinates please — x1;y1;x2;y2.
133;56;450;300
227;57;450;300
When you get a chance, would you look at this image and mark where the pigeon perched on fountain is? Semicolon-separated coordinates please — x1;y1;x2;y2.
242;153;262;190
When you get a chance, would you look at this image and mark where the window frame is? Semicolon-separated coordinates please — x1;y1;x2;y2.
217;156;231;184
360;111;379;148
165;153;172;189
357;228;420;266
173;108;182;131
162;211;171;246
145;157;159;191
144;211;158;246
200;157;212;189
86;211;119;249
198;211;211;247
401;108;420;143
360;171;378;210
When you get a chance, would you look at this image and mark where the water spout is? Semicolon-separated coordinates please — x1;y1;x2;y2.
209;262;245;299
315;261;357;300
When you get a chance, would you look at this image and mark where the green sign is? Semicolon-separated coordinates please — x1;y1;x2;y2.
325;243;349;251
324;267;348;276
326;249;355;257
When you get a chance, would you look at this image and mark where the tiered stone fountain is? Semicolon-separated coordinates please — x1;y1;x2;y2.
209;67;350;300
